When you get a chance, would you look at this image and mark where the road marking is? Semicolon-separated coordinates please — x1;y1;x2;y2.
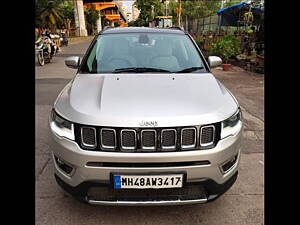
259;160;264;165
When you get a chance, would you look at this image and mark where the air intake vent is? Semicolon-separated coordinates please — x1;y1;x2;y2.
221;154;238;174
121;129;136;150
161;129;177;150
181;128;196;149
141;130;156;150
81;127;96;149
200;125;215;146
101;128;116;150
54;155;74;176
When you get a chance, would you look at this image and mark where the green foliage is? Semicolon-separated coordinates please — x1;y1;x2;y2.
60;1;74;22
208;35;241;63
36;0;74;29
182;0;221;19
84;5;100;35
194;36;205;47
128;19;148;27
133;0;223;27
168;0;221;26
224;0;242;8
134;0;164;25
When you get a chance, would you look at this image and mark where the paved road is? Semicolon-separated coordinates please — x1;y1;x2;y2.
36;40;264;225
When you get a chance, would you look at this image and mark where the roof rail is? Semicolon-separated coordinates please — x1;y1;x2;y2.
103;26;113;31
98;26;113;34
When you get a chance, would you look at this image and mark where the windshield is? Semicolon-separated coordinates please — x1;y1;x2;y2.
80;32;207;73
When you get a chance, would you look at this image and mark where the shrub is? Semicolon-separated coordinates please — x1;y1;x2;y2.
194;37;204;48
208;35;241;63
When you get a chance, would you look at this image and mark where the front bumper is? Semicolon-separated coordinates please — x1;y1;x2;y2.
55;171;238;205
50;124;242;205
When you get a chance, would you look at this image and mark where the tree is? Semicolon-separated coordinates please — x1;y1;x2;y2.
36;0;76;31
224;0;242;8
134;0;164;26
36;0;66;30
84;5;100;35
59;0;75;36
168;0;221;27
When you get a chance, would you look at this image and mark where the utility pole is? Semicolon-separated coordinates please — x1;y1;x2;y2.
164;0;169;16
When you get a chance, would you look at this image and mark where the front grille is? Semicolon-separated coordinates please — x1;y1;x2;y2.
81;127;96;148
74;123;220;152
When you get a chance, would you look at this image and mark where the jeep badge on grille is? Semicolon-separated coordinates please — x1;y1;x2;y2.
139;121;158;127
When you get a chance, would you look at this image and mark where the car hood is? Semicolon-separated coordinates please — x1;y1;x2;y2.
55;73;238;127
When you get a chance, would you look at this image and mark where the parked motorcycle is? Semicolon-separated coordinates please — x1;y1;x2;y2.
60;32;68;46
49;33;60;55
35;36;53;66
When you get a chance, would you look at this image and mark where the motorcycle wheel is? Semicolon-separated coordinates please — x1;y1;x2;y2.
48;55;53;63
37;52;44;66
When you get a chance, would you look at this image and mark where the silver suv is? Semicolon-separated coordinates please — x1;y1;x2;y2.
49;27;243;206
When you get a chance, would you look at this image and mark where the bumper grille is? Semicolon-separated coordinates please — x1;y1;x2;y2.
75;123;220;152
87;184;207;202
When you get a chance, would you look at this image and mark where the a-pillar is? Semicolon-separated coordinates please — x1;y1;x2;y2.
73;0;87;36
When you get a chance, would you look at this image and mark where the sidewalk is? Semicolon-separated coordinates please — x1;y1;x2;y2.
68;35;95;44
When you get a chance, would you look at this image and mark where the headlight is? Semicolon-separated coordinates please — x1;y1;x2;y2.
50;109;75;140
221;108;242;139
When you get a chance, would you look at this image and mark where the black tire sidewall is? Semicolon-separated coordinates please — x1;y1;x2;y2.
38;52;44;66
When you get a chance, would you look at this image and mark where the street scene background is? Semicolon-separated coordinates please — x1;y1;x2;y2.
36;0;264;224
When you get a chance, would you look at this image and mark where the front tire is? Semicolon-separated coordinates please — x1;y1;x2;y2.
37;52;44;66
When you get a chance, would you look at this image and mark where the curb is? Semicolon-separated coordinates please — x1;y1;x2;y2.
68;36;95;44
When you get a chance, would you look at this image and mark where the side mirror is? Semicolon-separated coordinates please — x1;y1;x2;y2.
65;56;80;69
208;56;222;68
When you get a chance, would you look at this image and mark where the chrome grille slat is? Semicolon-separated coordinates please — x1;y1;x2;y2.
200;125;215;147
141;130;157;150
181;128;196;149
100;128;116;150
161;129;177;150
81;127;97;149
121;129;137;150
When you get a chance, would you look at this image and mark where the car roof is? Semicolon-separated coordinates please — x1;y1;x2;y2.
100;27;186;35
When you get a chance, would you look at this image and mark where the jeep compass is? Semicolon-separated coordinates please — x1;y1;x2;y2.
49;27;243;205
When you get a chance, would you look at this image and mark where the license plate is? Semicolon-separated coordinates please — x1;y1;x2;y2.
113;174;184;189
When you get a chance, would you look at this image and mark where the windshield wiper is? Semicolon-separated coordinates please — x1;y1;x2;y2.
175;67;204;73
113;67;171;73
